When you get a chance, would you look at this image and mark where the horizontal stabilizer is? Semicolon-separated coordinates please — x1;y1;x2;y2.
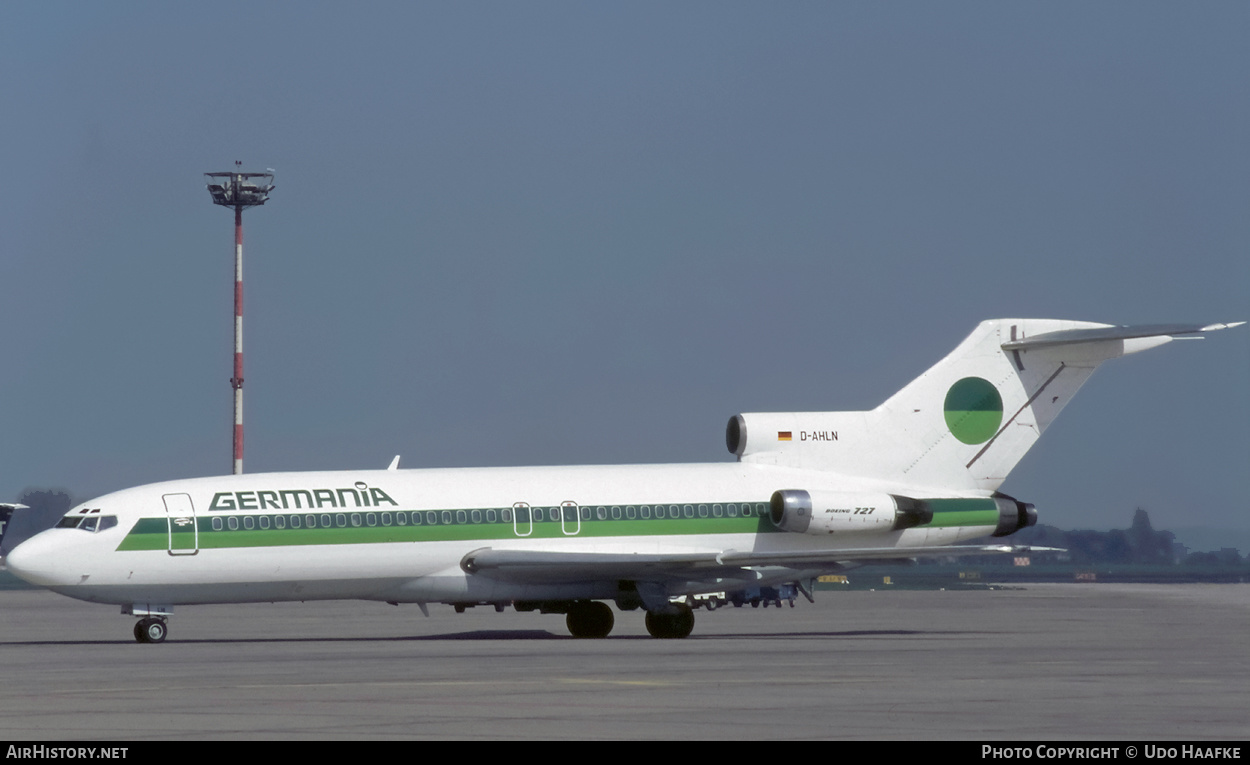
1002;322;1244;350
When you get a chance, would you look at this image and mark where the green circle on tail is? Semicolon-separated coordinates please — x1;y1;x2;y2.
944;377;1003;445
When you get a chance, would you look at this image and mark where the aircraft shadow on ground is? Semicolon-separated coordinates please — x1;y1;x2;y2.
0;628;995;646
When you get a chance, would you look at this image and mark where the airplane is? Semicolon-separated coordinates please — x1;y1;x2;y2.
0;504;26;558
4;319;1242;643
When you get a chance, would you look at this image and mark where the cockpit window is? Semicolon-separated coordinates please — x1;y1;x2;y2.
55;515;118;532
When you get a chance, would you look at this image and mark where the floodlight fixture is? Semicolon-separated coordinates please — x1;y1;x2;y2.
204;161;276;475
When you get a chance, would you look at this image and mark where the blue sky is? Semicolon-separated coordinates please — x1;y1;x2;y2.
2;2;1247;537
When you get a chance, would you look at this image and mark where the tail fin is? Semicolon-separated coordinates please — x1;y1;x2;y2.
0;503;29;557
729;319;1242;493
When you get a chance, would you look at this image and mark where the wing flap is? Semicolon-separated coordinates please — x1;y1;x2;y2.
460;548;721;583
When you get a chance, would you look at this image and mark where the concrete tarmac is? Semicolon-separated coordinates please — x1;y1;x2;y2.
0;583;1246;740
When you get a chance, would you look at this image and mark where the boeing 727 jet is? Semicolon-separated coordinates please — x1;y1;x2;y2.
5;319;1241;641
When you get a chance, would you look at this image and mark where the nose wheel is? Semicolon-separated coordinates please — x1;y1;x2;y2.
133;617;168;644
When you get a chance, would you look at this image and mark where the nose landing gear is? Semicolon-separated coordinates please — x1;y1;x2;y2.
123;604;173;644
133;617;168;644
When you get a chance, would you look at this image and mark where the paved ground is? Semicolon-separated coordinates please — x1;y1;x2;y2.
0;583;1246;740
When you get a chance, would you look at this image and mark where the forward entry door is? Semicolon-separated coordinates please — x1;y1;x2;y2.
163;493;199;555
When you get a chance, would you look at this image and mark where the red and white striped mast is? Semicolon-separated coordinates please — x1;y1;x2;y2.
205;163;275;475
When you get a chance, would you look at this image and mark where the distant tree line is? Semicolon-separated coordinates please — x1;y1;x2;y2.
1012;508;1244;566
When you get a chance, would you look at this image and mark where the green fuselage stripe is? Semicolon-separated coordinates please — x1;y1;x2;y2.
116;497;1001;551
117;503;778;551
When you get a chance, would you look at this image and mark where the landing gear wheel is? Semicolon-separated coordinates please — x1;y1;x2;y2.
644;605;695;639
134;618;167;644
566;601;614;638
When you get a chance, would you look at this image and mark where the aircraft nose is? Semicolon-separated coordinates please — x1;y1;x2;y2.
5;532;79;588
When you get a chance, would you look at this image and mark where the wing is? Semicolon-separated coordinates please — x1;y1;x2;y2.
459;543;1058;584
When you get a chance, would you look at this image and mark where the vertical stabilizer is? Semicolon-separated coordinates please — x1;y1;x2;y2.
732;320;1241;493
0;504;29;557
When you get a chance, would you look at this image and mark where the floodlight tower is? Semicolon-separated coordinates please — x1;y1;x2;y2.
205;162;275;475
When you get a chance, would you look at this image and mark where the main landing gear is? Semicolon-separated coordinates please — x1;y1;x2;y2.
566;601;615;638
476;599;699;639
644;604;695;639
133;617;168;644
560;600;695;639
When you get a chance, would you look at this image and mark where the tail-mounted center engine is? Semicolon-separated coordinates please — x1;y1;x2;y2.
769;490;927;535
769;489;1036;537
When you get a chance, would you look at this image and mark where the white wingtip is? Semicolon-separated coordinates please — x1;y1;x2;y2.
387;455;400;471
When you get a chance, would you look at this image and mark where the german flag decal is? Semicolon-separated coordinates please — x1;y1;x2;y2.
777;431;792;441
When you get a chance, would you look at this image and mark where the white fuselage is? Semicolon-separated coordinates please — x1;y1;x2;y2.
6;461;996;610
